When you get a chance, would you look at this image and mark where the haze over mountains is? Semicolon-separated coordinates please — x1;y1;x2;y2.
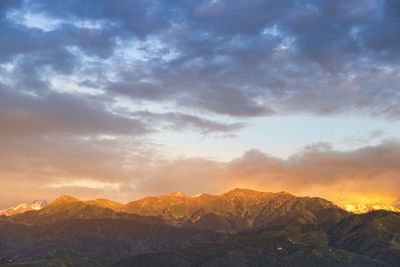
0;189;399;266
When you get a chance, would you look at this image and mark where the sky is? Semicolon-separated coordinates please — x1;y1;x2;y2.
1;0;400;209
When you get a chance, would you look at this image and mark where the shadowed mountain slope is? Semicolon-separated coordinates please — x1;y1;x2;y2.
328;210;400;266
116;211;400;267
0;218;222;265
114;224;385;267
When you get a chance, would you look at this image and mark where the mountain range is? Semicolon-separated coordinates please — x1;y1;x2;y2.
2;190;398;218
0;189;399;266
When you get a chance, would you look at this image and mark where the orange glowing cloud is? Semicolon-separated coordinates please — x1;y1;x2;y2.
130;141;400;207
0;137;400;209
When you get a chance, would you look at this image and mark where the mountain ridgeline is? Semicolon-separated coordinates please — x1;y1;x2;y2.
122;189;350;231
0;189;399;266
1;189;350;230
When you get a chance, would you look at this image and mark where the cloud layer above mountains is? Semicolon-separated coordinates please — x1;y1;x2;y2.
1;137;399;208
0;0;399;207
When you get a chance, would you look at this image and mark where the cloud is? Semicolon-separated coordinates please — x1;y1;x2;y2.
0;85;149;137
0;0;399;119
128;111;245;135
3;139;399;209
0;131;160;208
341;130;385;147
1;0;400;208
130;140;400;206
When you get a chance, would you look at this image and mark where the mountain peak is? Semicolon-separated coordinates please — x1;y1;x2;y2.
226;188;256;194
49;195;80;205
31;200;48;210
85;198;124;210
224;188;270;197
166;192;188;198
225;188;291;197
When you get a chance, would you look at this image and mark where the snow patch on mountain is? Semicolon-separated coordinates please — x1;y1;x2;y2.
343;203;400;214
0;200;48;216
